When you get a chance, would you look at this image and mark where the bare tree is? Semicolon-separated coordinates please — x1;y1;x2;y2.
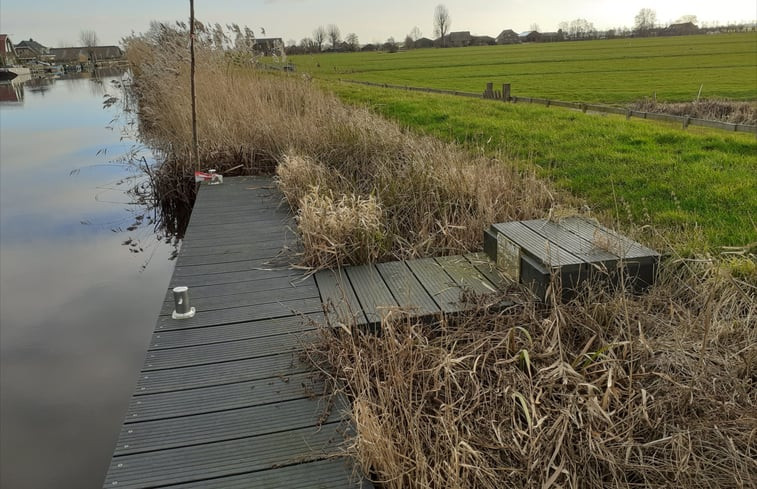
530;23;540;32
568;18;595;39
345;33;359;51
327;24;341;49
79;30;99;47
313;25;326;52
409;26;422;41
635;8;657;34
433;5;451;46
404;34;414;49
676;15;698;24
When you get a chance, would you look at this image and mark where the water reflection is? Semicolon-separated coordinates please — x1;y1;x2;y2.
0;73;177;488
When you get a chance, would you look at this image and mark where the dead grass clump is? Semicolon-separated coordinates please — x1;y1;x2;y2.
297;189;386;268
630;98;757;125
307;260;756;489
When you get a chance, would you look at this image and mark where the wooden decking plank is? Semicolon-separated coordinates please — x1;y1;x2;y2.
345;265;399;324
134;352;308;395
434;255;499;296
492;221;584;267
314;269;368;326
174;256;296;276
150;314;322;350
167;459;371;489
162;275;315;302
104;423;346;488
115;397;343;456
156;297;322;330
143;331;317;371
126;372;323;422
170;268;302;288
405;257;462;313
374;261;439;316
557;216;659;260
463;252;514;291
520;219;617;263
159;285;318;315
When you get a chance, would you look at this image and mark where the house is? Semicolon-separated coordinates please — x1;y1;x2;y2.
518;31;541;43
436;31;473;47
539;31;563;42
0;34;18;66
253;37;283;55
496;29;520;44
471;35;496;46
414;37;434;49
665;22;699;36
14;38;53;62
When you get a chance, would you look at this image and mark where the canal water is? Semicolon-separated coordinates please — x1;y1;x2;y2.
0;74;177;488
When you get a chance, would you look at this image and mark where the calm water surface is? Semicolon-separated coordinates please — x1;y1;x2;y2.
0;75;176;488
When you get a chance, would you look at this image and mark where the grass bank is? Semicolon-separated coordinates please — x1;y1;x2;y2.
290;33;757;104
325;82;757;250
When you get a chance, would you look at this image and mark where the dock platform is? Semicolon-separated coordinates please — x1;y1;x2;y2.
103;176;371;488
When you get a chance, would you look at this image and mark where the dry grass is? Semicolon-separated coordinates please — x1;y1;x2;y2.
307;259;757;489
630;98;757;125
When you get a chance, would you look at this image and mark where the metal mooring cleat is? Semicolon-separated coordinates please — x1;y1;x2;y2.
171;286;196;319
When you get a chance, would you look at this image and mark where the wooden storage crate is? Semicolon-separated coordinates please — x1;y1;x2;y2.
484;217;659;301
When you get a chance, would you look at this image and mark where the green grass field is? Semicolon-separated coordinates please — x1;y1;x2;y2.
324;82;757;249
291;33;757;104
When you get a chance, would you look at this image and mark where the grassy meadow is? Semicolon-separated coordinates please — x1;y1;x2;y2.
326;82;757;249
290;33;757;104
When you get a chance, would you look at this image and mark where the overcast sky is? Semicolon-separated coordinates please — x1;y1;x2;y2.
1;0;755;47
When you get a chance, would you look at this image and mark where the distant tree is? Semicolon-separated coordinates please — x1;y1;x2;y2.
79;30;99;47
568;18;595;39
635;8;657;34
409;26;422;41
676;15;698;24
404;34;414;49
433;5;451;46
530;23;540;32
313;25;326;51
345;33;359;51
327;24;341;49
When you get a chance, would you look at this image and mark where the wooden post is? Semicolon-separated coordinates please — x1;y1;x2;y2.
502;83;511;101
682;115;690;129
484;82;493;99
189;0;200;171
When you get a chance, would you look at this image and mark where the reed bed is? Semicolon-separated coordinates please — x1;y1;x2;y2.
125;27;555;263
307;260;756;489
630;98;757;125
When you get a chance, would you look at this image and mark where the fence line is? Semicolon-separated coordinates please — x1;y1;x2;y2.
338;79;757;135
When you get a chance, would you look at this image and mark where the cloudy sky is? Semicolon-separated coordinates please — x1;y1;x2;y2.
1;0;755;47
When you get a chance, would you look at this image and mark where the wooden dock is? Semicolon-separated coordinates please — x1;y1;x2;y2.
104;176;371;488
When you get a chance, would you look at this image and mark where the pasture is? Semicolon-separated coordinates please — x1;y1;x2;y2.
290;33;757;104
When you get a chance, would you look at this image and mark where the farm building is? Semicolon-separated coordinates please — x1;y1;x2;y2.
50;46;123;63
471;35;496;46
253;37;283;55
496;29;520;44
540;31;563;42
437;31;473;47
414;37;434;49
665;22;700;36
14;38;53;62
519;31;541;42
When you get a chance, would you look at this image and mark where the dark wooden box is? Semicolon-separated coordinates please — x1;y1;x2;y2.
484;217;659;301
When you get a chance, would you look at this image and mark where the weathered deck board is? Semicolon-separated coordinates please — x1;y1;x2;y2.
345;265;399;324
315;269;368;325
375;261;439;316
104;176;371;489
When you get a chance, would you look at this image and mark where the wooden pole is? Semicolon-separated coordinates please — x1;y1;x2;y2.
190;0;200;171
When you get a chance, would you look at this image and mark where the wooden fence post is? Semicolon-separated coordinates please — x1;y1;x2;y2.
682;115;690;129
484;82;493;99
503;83;511;102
